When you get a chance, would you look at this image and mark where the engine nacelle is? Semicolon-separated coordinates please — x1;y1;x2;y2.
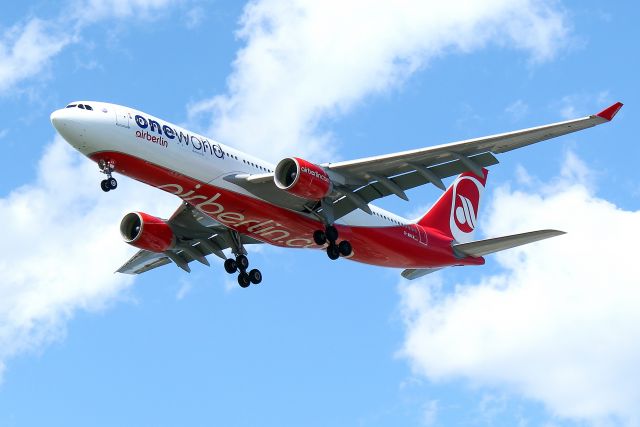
120;212;175;253
274;157;332;200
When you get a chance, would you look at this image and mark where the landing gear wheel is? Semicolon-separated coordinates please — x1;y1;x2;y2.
313;230;327;246
100;180;110;192
224;258;238;274
248;269;262;285
325;225;339;242
107;177;118;190
327;243;340;260
338;240;352;257
236;255;249;271
238;272;251;288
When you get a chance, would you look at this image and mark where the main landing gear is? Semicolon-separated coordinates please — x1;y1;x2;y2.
223;230;262;288
223;256;262;288
313;225;352;260
98;159;118;192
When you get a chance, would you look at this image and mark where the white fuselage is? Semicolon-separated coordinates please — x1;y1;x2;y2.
51;101;409;229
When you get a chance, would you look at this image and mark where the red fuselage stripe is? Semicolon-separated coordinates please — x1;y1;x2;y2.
91;151;483;269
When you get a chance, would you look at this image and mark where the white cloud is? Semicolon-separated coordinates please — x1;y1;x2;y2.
0;136;177;378
188;0;570;162
505;99;530;121
176;277;193;300
398;155;640;425
71;0;181;25
422;399;439;426
0;18;72;94
184;6;206;29
557;91;611;120
0;0;184;96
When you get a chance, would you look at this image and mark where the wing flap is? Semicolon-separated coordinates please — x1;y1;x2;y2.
453;229;565;258
116;250;171;274
332;152;498;219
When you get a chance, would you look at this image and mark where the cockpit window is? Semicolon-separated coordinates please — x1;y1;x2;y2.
64;103;94;110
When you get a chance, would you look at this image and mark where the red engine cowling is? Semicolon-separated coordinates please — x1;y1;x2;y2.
274;157;332;200
120;212;175;253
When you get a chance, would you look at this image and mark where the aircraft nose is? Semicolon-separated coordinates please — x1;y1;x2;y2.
50;107;90;152
50;108;71;131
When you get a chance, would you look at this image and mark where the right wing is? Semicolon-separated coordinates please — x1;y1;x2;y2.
117;203;262;275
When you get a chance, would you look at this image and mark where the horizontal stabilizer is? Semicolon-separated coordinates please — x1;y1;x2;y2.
401;267;442;280
453;229;565;258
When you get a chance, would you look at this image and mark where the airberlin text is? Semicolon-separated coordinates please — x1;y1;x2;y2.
158;183;315;248
134;114;224;159
135;130;168;147
301;166;330;183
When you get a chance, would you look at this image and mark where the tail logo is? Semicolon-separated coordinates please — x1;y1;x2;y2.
455;194;477;232
449;175;484;242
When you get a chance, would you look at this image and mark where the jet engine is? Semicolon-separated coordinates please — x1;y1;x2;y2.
274;157;333;200
120;212;175;252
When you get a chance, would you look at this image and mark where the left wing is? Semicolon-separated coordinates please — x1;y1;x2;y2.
227;102;622;221
117;203;262;274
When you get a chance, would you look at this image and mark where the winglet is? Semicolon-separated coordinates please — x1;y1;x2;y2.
596;102;623;121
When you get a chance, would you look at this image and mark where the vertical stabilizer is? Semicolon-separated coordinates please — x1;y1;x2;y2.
417;169;488;243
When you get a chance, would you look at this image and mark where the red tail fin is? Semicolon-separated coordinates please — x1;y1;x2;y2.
417;169;488;243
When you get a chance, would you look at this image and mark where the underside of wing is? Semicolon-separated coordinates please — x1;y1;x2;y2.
116;203;263;275
223;103;621;223
116;250;171;274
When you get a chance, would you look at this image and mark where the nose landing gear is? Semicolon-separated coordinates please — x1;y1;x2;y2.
98;159;118;192
313;225;352;260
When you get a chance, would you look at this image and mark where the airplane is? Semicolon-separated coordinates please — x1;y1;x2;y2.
50;101;623;287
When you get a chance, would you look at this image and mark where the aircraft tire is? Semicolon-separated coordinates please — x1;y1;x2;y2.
108;177;118;190
327;244;340;260
313;230;327;245
249;269;262;284
100;180;110;192
338;240;352;257
325;225;338;242
236;255;249;271
238;272;251;288
224;259;238;274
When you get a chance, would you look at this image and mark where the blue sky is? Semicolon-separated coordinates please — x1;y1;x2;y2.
0;1;639;426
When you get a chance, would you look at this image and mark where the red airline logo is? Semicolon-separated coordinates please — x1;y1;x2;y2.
449;174;485;243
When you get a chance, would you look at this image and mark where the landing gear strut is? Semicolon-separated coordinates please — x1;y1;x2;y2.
98;159;118;192
223;231;262;288
314;224;352;260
